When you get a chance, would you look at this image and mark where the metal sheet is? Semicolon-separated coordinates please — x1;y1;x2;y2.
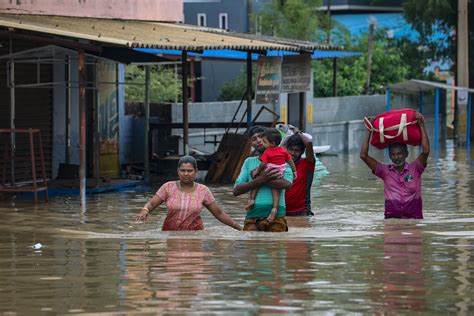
0;13;340;52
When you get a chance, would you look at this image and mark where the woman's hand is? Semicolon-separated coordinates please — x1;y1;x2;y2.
134;208;150;223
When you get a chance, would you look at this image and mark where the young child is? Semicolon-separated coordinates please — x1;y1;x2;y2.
246;128;297;222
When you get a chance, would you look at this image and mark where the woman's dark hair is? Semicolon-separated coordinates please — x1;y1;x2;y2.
262;128;282;145
178;155;197;170
285;134;305;151
247;125;266;138
388;143;408;153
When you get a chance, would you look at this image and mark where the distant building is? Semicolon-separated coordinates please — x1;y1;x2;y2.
184;0;250;101
0;0;183;22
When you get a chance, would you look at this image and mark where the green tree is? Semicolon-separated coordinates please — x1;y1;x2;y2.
124;65;181;103
255;0;325;41
221;0;430;99
218;68;257;101
314;28;412;96
402;0;474;86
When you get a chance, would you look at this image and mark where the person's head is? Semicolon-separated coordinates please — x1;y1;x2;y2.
177;155;197;184
247;125;266;153
285;134;305;162
388;143;408;168
261;128;282;149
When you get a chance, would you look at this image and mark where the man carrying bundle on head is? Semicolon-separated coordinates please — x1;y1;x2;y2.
360;110;430;219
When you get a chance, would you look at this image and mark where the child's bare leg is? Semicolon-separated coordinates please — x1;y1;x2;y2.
266;188;280;222
246;188;258;211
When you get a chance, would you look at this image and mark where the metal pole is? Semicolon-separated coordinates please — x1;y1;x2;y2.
182;51;189;155
467;93;471;149
29;129;38;203
385;87;391;161
246;52;253;127
385;87;391;112
434;88;440;157
78;49;87;208
144;65;151;178
66;55;71;164
332;58;337;97
94;63;100;189
9;61;15;186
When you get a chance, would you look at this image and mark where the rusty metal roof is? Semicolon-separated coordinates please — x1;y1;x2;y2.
0;13;341;52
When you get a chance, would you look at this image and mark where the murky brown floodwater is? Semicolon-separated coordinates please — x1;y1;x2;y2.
1;141;473;314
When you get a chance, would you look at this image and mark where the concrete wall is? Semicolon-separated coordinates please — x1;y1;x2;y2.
184;0;248;32
120;92;448;165
0;0;183;22
313;94;386;124
171;100;278;154
312;93;447;153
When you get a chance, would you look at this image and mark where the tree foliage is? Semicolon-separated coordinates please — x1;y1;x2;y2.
256;0;325;41
314;28;413;96
402;0;474;86
124;65;181;103
217;68;257;101
220;0;450;99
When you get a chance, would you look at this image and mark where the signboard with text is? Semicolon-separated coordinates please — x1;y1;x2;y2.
281;54;312;93
255;56;282;105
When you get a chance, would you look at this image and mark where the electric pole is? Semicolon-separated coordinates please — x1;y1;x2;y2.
365;20;375;94
457;0;469;145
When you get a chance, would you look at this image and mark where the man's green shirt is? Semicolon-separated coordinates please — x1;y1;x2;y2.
234;156;294;219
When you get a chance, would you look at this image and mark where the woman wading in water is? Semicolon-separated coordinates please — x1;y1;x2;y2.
135;156;242;231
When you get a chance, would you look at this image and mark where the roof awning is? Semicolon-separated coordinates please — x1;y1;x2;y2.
135;48;361;61
389;79;474;93
0;13;341;52
0;44;170;64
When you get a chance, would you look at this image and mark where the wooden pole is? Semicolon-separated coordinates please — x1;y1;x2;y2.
78;49;86;208
365;21;375;94
434;88;440;158
457;0;469;145
182;51;189;155
9;59;15;185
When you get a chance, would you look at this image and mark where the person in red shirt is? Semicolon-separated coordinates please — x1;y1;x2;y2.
284;132;316;216
246;128;297;222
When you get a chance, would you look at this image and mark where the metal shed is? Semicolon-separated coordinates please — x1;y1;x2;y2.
0;13;346;207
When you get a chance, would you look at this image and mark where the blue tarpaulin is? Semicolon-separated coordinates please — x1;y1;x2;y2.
135;48;361;61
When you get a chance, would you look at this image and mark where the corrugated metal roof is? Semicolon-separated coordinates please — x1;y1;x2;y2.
136;48;361;60
0;13;341;52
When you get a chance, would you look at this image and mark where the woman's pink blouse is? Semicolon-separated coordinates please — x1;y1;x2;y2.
156;181;215;231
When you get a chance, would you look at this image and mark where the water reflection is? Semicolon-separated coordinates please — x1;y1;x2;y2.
371;221;426;313
454;238;472;316
0;145;473;314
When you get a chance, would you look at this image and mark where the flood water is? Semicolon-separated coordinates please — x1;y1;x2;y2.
1;142;473;314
